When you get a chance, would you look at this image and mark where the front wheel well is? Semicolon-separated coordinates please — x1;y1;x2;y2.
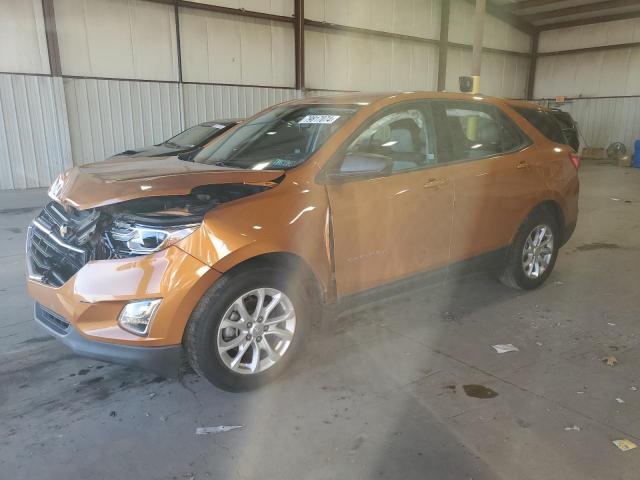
221;252;325;309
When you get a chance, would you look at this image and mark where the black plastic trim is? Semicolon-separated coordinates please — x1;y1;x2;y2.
34;305;182;378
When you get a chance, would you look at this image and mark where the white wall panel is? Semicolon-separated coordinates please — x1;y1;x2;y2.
0;74;71;189
187;0;293;16
539;18;640;53
445;47;529;99
183;84;302;126
180;8;295;87
305;27;438;92
534;47;640;98
305;0;440;40
63;78;183;165
0;0;50;74
448;0;530;53
550;98;640;153
54;0;179;81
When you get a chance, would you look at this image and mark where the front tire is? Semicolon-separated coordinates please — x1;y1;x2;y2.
184;264;312;391
499;208;560;290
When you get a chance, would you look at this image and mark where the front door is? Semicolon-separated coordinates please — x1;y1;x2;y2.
324;102;455;298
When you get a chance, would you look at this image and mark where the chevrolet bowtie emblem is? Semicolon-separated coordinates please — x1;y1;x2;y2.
59;224;69;238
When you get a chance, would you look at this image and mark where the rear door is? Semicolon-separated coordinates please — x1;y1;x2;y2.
324;101;455;297
431;100;539;263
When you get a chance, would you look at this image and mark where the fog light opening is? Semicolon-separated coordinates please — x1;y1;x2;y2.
118;299;162;336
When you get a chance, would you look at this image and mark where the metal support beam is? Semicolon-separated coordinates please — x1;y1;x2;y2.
538;41;640;57
464;0;534;34
504;0;567;11
537;10;640;31
146;0;294;23
471;0;486;93
526;31;539;100
522;0;640;23
174;3;183;83
437;0;450;91
294;0;305;90
41;0;61;76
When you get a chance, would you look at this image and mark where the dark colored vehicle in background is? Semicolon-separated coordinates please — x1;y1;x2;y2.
550;109;580;152
513;106;579;152
111;119;239;160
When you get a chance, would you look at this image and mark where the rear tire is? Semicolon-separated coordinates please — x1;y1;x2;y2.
499;208;560;290
184;264;313;391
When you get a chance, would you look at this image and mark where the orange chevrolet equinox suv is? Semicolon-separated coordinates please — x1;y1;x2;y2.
27;92;579;391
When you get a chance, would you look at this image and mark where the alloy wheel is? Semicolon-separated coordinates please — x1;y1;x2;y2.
216;288;296;375
522;224;554;279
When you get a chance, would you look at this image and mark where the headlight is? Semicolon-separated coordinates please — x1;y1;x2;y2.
110;222;199;254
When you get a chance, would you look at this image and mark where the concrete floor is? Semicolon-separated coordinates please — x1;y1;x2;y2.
1;163;639;479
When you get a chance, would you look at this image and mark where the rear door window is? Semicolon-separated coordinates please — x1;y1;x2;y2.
513;107;567;145
432;101;531;163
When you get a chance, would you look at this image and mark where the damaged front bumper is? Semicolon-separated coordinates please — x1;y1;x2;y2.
34;303;183;377
27;245;222;377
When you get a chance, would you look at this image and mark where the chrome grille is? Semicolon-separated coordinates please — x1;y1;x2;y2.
27;202;100;287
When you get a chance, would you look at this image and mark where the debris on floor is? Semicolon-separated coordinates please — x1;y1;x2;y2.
462;384;498;399
612;439;637;452
492;344;519;354
603;355;618;367
196;425;243;435
630;387;638;391
564;425;581;431
616;398;625;404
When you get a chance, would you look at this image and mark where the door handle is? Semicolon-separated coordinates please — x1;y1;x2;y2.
516;161;530;169
423;178;448;189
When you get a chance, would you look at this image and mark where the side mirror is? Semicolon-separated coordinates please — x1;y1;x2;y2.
326;152;392;182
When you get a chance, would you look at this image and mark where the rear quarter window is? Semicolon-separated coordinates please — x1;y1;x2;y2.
514;107;567;145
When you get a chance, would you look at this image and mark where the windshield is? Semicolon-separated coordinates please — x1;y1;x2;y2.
191;105;360;170
166;124;228;148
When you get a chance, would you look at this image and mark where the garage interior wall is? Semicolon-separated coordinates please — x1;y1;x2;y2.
534;17;640;153
1;0;533;190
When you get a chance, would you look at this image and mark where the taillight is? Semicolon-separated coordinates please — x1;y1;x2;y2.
569;152;580;169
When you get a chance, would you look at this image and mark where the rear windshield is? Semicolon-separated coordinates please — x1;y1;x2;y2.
166;124;229;148
192;105;360;170
514;107;567;145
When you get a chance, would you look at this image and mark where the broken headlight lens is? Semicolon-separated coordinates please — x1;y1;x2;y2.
110;221;200;254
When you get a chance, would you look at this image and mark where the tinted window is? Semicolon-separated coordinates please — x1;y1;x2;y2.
345;104;437;173
434;101;530;162
514;107;567;144
192;105;360;170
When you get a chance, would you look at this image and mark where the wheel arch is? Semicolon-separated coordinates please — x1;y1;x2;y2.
513;200;567;247
218;251;327;309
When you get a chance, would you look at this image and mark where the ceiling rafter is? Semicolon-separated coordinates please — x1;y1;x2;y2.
521;0;640;23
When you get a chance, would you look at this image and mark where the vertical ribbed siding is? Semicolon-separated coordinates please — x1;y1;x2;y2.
63;78;184;165
182;84;303;127
0;74;71;189
558;98;640;153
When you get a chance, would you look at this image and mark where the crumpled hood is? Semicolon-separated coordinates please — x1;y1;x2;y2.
49;156;284;210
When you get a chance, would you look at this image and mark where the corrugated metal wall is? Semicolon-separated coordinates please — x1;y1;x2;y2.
304;0;441;39
179;8;295;87
182;84;302;126
549;98;640;153
0;74;71;190
64;78;184;165
0;0;540;190
305;27;439;92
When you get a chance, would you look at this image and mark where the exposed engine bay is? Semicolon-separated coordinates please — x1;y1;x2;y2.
27;184;269;287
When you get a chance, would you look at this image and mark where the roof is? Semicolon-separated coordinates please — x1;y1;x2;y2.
288;91;548;111
490;0;640;32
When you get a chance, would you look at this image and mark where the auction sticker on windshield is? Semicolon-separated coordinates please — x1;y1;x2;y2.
298;115;340;124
